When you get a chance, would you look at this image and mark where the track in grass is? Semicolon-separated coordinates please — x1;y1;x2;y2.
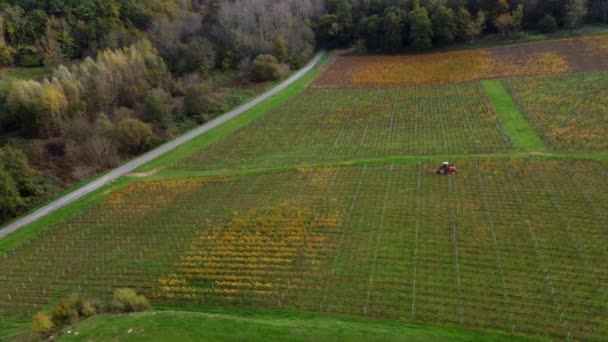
1;161;606;340
482;80;546;151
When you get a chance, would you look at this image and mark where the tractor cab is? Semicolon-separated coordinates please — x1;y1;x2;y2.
437;162;457;175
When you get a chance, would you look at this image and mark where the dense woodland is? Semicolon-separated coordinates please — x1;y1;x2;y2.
317;0;608;51
0;0;606;223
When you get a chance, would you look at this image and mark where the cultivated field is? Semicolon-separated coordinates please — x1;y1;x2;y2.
176;85;511;171
2;36;608;341
316;35;608;87
1;161;607;340
506;71;608;151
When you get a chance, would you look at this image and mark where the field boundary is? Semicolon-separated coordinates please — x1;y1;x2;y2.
128;150;608;183
0;50;327;241
482;80;546;151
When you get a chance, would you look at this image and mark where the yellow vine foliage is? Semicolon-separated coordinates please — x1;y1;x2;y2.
498;52;570;76
583;35;608;55
103;178;218;217
154;200;343;301
348;49;574;86
351;50;494;86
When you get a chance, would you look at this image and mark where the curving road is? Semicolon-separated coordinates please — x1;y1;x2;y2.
0;50;326;241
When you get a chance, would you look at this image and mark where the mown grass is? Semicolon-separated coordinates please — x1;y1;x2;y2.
482;80;547;151
56;309;539;342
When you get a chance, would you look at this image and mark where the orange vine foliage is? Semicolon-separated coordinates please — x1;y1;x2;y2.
315;36;608;87
154;200;343;301
102;178;221;217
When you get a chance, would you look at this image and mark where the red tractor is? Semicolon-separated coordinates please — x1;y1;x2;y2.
437;162;457;175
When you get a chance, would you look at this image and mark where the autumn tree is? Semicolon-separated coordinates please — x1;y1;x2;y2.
0;168;22;218
565;0;588;30
116;118;156;154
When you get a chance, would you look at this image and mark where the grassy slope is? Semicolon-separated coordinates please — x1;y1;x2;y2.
482;80;546;151
0;67;47;90
56;310;540;342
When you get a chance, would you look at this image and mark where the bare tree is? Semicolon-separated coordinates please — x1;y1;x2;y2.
218;0;323;59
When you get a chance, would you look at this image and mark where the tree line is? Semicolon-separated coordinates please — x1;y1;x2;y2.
316;0;607;52
0;0;324;223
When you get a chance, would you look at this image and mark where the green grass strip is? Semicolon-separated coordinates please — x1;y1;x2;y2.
130;150;608;183
482;80;546;151
53;309;539;342
136;52;332;172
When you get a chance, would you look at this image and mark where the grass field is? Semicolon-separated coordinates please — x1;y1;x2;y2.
0;67;47;90
55;310;536;342
1;35;608;341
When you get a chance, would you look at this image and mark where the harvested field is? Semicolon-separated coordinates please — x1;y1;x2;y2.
0;161;606;340
175;85;511;171
505;71;608;151
315;36;608;87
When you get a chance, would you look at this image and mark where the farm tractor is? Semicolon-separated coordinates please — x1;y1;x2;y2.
436;162;457;175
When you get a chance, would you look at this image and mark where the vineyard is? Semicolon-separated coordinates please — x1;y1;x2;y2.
316;35;608;87
2;35;608;341
176;84;511;171
506;72;608;151
1;161;607;340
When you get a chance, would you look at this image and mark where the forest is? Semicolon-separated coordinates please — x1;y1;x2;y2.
0;0;606;223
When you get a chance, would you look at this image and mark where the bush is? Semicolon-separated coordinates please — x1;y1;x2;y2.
69;293;97;318
251;54;288;82
50;298;75;323
168;37;216;75
184;82;214;121
111;288;150;313
144;88;172;127
537;14;558;33
116;118;156;154
15;45;43;67
32;311;54;336
0;45;15;66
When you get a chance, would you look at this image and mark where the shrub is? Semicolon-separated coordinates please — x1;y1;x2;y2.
144;88;172;127
168;37;216;75
111;288;150;313
537;14;558;33
116;118;156;154
50;298;75;323
32;311;54;336
251;54;288;82
184;82;214;120
15;45;43;67
0;45;15;66
69;293;97;318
